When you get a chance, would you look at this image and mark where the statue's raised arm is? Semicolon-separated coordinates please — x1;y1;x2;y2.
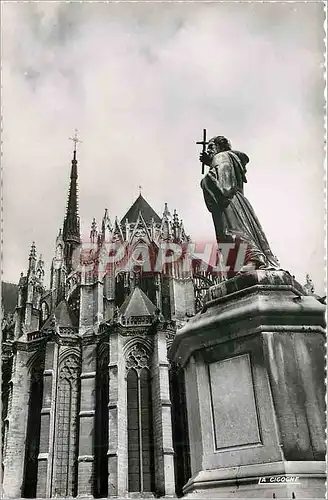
200;135;279;271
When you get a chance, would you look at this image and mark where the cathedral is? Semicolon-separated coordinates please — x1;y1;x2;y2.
1;142;219;499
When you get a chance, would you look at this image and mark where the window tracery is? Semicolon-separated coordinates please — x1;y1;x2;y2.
126;344;154;493
54;354;80;498
126;345;150;371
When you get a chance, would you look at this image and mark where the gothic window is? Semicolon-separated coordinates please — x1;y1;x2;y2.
54;355;80;498
94;345;109;498
22;366;44;498
126;346;154;493
169;364;191;496
115;272;128;307
138;274;157;305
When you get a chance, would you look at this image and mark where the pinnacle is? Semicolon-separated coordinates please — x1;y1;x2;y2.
163;202;171;218
29;241;37;260
90;218;98;242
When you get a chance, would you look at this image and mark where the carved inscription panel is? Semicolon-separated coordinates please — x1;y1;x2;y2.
209;353;261;450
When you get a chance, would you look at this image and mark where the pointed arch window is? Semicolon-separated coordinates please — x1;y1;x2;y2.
169;363;191;495
94;344;109;497
126;345;154;493
138;274;157;305
54;354;80;498
115;272;129;307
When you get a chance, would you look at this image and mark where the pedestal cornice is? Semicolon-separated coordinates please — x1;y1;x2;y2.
169;270;325;367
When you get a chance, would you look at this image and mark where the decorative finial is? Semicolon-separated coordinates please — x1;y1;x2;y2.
138;185;142;196
69;129;82;156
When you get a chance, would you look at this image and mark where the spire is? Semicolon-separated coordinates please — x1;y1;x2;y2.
63;130;81;244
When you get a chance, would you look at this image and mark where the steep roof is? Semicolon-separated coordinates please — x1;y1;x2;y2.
42;299;78;329
121;194;161;225
119;286;157;318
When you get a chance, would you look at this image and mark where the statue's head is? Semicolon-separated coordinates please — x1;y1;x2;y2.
207;136;231;157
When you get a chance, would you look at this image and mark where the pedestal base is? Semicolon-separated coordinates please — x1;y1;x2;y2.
183;461;326;499
169;270;326;500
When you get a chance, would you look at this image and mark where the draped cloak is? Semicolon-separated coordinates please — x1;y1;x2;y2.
201;150;279;268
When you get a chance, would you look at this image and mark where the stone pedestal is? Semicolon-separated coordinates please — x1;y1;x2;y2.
169;270;326;499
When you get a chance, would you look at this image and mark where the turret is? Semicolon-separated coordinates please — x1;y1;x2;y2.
14;242;44;338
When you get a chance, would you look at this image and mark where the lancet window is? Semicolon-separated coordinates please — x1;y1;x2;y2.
126;345;154;493
94;344;109;497
53;354;80;498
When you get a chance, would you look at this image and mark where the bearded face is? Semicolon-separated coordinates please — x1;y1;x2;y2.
206;140;217;159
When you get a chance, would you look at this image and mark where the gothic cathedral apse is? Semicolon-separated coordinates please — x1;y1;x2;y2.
1;139;219;499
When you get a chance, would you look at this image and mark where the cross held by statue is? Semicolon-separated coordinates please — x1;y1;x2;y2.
196;128;208;175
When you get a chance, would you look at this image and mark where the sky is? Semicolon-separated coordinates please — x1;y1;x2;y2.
1;1;326;295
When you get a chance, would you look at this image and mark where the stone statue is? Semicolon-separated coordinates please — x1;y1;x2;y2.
200;135;279;270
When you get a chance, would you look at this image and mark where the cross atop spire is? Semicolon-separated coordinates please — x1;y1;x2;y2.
69;129;82;159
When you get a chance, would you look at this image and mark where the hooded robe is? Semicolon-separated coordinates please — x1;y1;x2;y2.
201;149;279;269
